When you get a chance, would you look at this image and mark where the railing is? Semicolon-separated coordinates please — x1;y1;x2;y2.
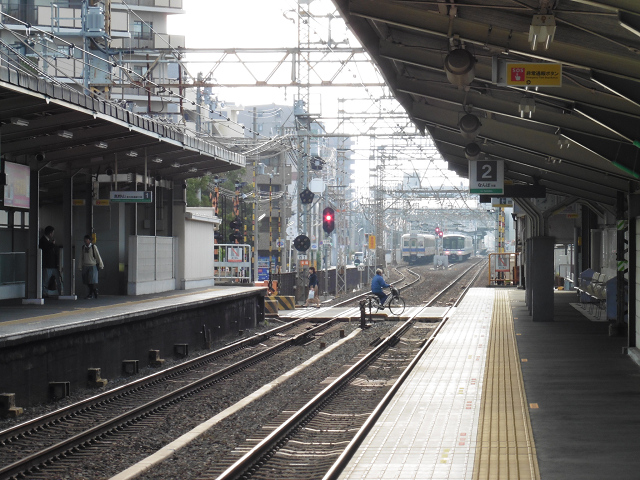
111;0;183;9
488;252;520;286
0;252;26;285
214;244;252;283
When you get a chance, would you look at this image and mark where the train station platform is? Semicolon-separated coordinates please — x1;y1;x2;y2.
0;286;266;408
0;286;264;344
338;287;640;480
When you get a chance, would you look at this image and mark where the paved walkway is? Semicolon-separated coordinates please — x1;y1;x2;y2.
339;288;539;479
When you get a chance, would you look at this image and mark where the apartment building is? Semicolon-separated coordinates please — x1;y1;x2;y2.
0;0;185;121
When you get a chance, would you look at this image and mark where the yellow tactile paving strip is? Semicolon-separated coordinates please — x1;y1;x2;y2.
472;290;540;480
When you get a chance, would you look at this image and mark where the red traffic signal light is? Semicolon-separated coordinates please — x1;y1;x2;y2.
439;231;444;238
322;207;335;234
435;226;440;234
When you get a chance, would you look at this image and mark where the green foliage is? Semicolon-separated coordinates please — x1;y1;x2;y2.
185;170;252;207
185;176;213;207
185;169;257;244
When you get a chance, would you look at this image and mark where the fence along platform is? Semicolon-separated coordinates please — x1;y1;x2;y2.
214;244;251;283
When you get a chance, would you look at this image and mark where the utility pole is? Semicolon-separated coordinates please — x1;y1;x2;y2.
293;0;313;303
196;72;203;134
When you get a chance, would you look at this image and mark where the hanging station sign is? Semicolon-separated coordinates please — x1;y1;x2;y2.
469;159;504;195
109;191;152;203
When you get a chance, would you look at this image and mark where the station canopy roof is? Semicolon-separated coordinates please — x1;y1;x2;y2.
0;66;244;202
332;0;640;207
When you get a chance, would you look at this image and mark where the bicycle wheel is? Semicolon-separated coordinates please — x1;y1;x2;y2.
388;296;405;315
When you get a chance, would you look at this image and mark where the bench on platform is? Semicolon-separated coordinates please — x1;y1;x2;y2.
575;270;607;319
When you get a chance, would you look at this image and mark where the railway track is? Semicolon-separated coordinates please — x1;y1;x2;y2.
0;311;356;480
198;261;487;480
1;261;488;480
331;264;421;308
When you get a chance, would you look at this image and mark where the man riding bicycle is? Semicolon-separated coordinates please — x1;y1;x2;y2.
371;268;391;308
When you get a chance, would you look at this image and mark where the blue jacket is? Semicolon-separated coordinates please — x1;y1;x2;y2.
371;274;390;294
308;272;318;288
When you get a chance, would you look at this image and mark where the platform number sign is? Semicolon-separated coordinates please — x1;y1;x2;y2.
469;159;504;195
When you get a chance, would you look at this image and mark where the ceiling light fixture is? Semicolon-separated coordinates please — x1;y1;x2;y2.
443;48;476;88
459;113;481;140
529;14;556;51
519;97;536;118
619;20;640;39
151;157;163;163
464;142;481;161
188;167;198;173
10;117;29;127
95;141;108;149
171;162;180;168
126;150;138;157
57;130;73;139
558;136;570;149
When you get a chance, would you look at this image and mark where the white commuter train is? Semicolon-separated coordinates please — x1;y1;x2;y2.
442;234;474;262
401;233;436;264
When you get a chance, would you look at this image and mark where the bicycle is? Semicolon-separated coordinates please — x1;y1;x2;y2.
367;285;406;315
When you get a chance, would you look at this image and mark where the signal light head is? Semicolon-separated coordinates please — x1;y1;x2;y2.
322;207;335;234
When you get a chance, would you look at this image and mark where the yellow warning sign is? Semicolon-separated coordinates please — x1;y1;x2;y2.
506;63;562;87
368;235;376;250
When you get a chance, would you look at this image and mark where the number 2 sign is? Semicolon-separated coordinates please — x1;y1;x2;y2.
469;159;504;194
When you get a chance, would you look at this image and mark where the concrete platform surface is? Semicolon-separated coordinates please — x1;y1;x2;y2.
0;286;266;344
336;287;640;479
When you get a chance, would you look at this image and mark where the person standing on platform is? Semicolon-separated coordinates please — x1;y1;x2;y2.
39;225;60;297
80;234;104;299
304;266;320;308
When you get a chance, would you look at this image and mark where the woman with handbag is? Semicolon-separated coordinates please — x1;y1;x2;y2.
304;266;320;308
80;234;104;299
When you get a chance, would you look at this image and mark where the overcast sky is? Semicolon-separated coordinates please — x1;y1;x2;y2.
167;1;468;192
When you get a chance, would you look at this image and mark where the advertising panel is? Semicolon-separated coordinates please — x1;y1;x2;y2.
3;161;30;209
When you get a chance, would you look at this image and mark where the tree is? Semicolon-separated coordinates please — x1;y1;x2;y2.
186;176;213;207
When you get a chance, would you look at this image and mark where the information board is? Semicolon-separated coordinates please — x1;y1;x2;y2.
506;63;562;87
3;161;30;209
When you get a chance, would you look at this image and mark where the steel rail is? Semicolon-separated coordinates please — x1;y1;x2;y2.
332;265;422;307
424;259;488;306
322;307;450;480
213;309;422;480
0;309;325;445
0;308;359;480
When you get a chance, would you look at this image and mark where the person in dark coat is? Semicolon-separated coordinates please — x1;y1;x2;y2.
304;266;320;307
39;225;60;296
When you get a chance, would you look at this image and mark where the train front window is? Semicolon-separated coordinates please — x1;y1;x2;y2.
444;237;465;249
